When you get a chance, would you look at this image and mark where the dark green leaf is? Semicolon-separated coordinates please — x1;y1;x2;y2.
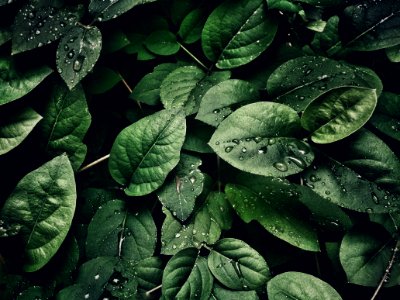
0;27;11;46
108;109;186;196
0;107;42;155
208;238;270;290
202;0;277;68
182;120;214;154
102;29;130;53
210;283;259;300
385;44;400;62
17;286;49;300
267;271;343;299
170;0;195;25
178;8;205;44
144;30;180;56
267;0;301;13
84;66;121;94
162;248;213;300
135;257;163;296
311;16;342;55
209;102;314;177
78;188;118;223
1;154;76;272
56;26;102;89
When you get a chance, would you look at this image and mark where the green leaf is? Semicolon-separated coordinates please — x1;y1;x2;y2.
0;107;42;155
208;238;270;290
311;16;342;55
369;92;400;142
340;223;400;287
301;87;378;144
1;154;76;272
135;257;163;296
225;183;319;251
209;102;314;177
267;271;343;300
108;109;186;196
56;26;102;90
130;63;182;106
17;286;49;300
210;283;259;300
267;0;301;13
11;3;82;54
162;248;213;300
340;0;400;51
102;29;130;53
267;56;382;112
170;0;195;25
144;30;180;56
385;44;400;62
157;154;204;221
39;83;91;171
84;66;121;94
182;120;214;154
202;0;277;69
178;8;206;44
89;0;158;22
0;27;11;46
196;80;258;127
0;57;52;106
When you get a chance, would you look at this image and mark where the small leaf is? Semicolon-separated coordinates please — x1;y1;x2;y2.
144;30;180;56
84;66;121;94
178;8;206;44
0;107;42;155
196;79;258;127
301;87;378;144
0;57;52;106
202;0;277;68
39;83;91;171
208;238;270;290
162;248;213;300
209;102;314;177
267;271;343;300
56;26;102;89
108;109;186;196
311;16;342;55
1;154;76;272
210;283;259;300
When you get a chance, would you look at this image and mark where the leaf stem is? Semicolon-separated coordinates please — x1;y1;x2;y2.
78;154;110;172
370;239;400;300
178;42;209;71
145;284;162;296
118;72;142;110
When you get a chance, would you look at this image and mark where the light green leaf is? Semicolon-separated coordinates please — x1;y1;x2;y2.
267;56;382;112
39;83;91;171
385;44;400;62
109;109;186;196
144;30;180;56
225;183;319;251
157;154;204;222
162;248;213;300
0;57;52;106
202;0;277;69
56;26;102;90
178;8;205;44
86;199;157;261
209;102;314;177
89;0;158;22
301;87;377;144
0;107;42;155
267;271;342;300
196;80;258;127
84;66;121;94
1;154;76;272
208;238;270;290
369;92;400;142
340;223;400;287
210;283;259;300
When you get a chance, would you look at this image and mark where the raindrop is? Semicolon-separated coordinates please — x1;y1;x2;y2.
372;192;379;204
239;156;244;161
305;69;312;75
268;138;276;145
64;44;69;51
94;274;100;280
73;55;85;72
84;294;90;299
366;208;373;213
192;229;197;234
189;176;196;184
67;49;75;59
215;141;220;145
172;245;177;249
273;162;288;172
254;136;262;143
232;139;240;145
175;233;181;238
37;42;43;47
241;147;247;153
37;22;43;28
225;146;233;153
35;29;41;35
309;175;319;182
258;146;268;154
213;109;220;114
60;21;66;27
287;156;307;168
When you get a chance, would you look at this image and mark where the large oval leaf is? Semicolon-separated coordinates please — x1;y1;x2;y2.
209;102;314;177
0;154;76;272
162;248;213;300
301;87;377;144
0;57;52;106
208;238;270;290
267;56;382;112
86;199;157;261
0;107;42;155
267;271;342;300
56;26;102;89
202;0;277;69
108;109;186;196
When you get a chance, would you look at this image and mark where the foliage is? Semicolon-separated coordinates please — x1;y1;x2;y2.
1;0;400;299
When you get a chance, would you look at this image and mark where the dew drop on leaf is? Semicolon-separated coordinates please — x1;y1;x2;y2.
225;146;233;153
273;162;288;172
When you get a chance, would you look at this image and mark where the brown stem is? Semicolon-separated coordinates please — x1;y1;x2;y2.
118;72;142;110
145;284;162;297
78;154;110;172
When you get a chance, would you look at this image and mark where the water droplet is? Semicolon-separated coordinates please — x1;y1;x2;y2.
372;193;379;204
225;146;233;153
192;229;197;234
213;109;220;114
84;294;90;299
35;29;40;35
287;156;307;168
325;190;331;195
241;147;247;153
305;69;312;75
67;49;75;58
215;141;220;145
254;136;262;143
309;175;319;182
232;139;240;144
239;156;244;160
73;55;84;72
273;162;288;172
37;42;43;47
175;233;181;238
268;138;276;145
258;146;268;154
366;208;373;213
64;44;69;51
172;245;177;249
189;176;196;184
94;274;100;280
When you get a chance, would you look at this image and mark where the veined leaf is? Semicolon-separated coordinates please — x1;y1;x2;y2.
0;107;42;155
267;271;343;300
39;83;91;171
109;109;186;196
225;183;319;251
135;257;163;297
202;0;277;69
0;57;52;106
162;248;213;300
209;102;314;177
208;238;270;290
196;79;258;127
178;8;206;44
1;154;76;272
56;26;102;90
267;56;382;112
301;87;377;144
210;283;259;300
144;30;180;56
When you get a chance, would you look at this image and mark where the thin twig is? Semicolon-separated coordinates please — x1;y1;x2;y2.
178;42;209;71
78;154;110;172
145;284;162;297
371;239;400;300
118;72;142;110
